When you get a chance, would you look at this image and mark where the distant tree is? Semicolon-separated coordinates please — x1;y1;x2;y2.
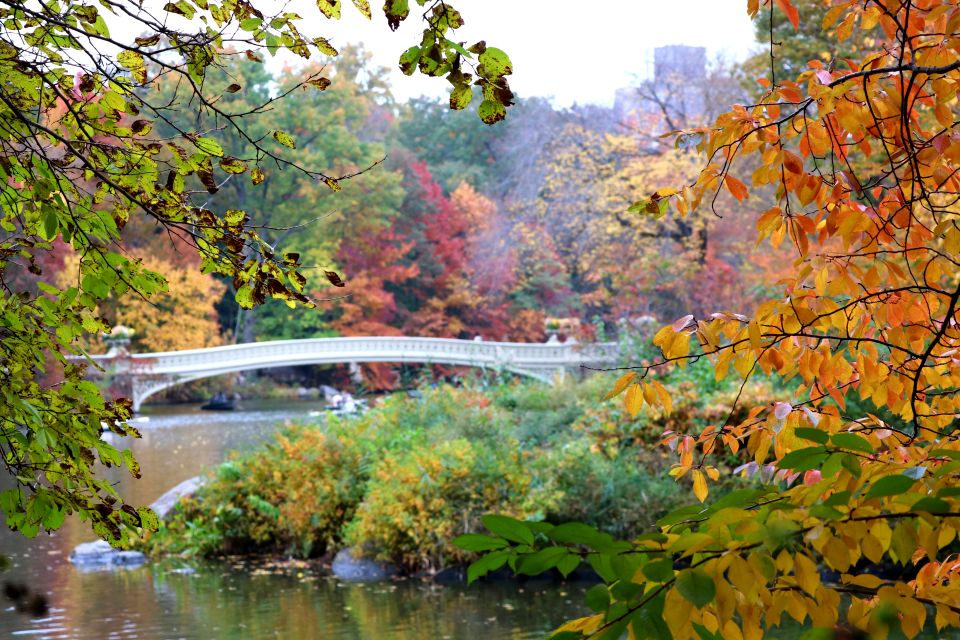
113;256;226;352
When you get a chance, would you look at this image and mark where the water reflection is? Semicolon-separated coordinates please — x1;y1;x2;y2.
0;400;585;639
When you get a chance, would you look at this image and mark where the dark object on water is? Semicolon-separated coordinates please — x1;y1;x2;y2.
3;581;49;618
201;399;235;411
201;392;235;411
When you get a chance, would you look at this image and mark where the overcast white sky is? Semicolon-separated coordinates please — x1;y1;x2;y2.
286;0;761;107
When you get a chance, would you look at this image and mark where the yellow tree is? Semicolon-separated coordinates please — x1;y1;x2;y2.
58;254;225;352
459;1;960;638
114;256;225;352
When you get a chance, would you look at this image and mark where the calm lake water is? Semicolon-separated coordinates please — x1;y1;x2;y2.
0;400;586;639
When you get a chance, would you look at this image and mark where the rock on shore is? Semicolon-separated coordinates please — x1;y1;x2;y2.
331;548;399;582
68;540;146;570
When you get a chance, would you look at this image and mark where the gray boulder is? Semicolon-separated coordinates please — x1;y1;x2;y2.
331;548;398;582
69;540;146;571
150;475;205;520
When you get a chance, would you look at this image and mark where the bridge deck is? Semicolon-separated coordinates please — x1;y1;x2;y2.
75;336;619;410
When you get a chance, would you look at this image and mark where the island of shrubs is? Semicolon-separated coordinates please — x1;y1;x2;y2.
143;365;777;573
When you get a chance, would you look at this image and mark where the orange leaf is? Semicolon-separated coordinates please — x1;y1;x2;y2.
774;0;800;30
724;175;749;202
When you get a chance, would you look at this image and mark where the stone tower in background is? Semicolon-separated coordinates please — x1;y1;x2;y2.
614;45;708;128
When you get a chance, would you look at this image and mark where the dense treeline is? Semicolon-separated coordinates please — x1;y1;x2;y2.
65;45;787;389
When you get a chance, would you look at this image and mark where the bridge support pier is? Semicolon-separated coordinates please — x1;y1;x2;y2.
348;362;363;385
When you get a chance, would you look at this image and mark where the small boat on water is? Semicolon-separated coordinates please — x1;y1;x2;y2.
201;393;236;411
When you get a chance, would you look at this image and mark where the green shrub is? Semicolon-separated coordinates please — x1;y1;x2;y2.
145;379;758;570
535;440;686;539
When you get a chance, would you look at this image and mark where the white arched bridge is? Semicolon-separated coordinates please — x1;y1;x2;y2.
78;337;620;411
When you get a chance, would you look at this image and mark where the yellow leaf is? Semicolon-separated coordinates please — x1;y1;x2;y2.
604;371;637;400
653;324;675;349
642;382;658;406
624;383;643;417
748;321;762;349
555;614;603;634
692;469;708;502
794;553;819;595
652;379;673;414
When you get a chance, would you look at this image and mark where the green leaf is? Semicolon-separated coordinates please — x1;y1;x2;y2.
794;427;829;444
42;505;65;531
314;37;338;56
383;0;409;29
778;446;828;471
219;157;247;174
478;99;506;125
316;0;341;19
272;130;297;149
449;84;472;110
122;449;141;479
910;497;950;513
709;488;770;512
641;557;675;582
831;432;874;454
658;504;704;527
516;546;567;575
546;522;607;547
676;569;716;608
194;137;224;157
693;622;725;640
443;38;472;58
452;533;508;552
478;47;512;77
824;490;852;507
116;50;147;84
482;514;533;545
865;474;917;499
42;209;59;240
224;209;248;225
556;552;580;578
585;584;610;612
466;550;508;583
236;285;256;309
398;46;421;76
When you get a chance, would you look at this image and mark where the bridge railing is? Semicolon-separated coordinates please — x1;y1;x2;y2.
75;337;618;375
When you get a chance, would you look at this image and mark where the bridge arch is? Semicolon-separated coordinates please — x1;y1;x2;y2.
82;337;618;411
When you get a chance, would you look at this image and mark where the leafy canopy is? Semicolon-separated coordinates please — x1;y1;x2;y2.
461;1;960;638
0;0;512;543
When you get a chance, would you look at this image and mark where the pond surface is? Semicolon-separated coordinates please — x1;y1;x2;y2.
0;400;586;639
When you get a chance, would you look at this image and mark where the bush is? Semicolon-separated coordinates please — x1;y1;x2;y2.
345;438;533;571
145;378;757;571
535;440;685;539
147;426;367;558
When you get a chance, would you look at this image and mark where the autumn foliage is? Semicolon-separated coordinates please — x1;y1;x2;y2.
461;1;960;638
